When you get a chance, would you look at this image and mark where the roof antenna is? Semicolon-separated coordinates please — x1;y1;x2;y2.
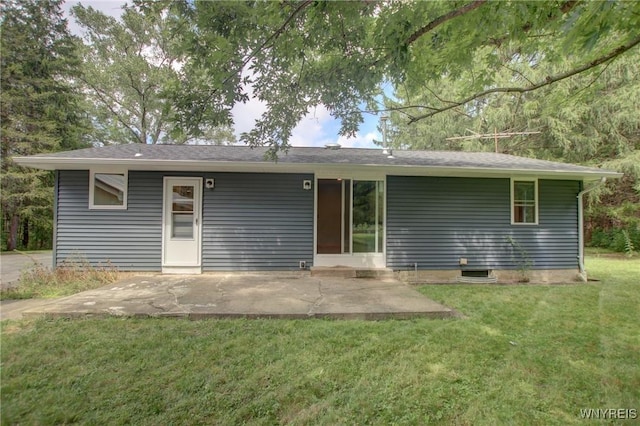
380;115;390;155
445;129;541;153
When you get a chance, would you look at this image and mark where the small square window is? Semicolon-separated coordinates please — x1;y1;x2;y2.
89;171;127;209
512;179;537;225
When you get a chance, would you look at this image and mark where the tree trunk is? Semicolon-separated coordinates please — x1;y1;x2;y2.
7;214;19;251
22;217;29;249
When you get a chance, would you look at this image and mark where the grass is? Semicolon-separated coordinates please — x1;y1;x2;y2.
585;246;635;258
0;249;48;254
2;256;639;425
0;257;119;300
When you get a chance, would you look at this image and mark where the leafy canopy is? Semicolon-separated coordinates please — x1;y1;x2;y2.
163;0;640;156
72;1;237;145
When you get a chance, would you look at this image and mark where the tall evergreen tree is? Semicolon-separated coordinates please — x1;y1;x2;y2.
1;0;88;250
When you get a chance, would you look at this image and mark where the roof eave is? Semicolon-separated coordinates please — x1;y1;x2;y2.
12;156;624;180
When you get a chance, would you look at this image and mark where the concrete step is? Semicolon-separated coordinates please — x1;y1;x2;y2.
310;267;395;279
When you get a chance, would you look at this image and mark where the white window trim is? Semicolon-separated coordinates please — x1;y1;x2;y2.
89;170;128;210
511;178;538;225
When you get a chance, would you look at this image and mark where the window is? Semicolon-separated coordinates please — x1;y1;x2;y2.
171;185;194;239
511;179;538;225
89;171;127;209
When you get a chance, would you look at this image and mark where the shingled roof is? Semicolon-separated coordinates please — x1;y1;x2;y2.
14;144;621;180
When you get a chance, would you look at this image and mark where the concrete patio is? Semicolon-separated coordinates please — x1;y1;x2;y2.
17;272;459;320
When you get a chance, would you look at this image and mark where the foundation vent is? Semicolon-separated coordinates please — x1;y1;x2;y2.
457;269;497;284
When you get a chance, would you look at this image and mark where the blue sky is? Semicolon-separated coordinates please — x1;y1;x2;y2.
63;0;381;148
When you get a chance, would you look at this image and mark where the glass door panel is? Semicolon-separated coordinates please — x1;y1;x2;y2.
352;180;384;253
377;181;384;252
171;185;194;239
342;179;351;254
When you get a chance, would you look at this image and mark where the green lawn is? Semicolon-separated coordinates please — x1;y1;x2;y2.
2;256;638;425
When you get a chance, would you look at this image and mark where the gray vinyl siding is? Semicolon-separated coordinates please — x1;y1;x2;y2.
55;170;314;271
56;170;163;270
202;173;314;270
52;170;59;269
386;176;580;271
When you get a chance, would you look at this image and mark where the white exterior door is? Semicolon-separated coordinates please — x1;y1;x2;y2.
162;177;202;273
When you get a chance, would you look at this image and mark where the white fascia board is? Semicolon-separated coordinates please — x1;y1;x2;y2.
13;157;304;173
377;165;623;181
12;156;624;180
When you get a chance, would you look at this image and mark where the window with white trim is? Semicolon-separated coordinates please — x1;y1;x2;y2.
511;179;537;224
89;171;128;209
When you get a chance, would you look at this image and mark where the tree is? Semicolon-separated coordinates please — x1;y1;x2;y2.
384;45;640;161
162;0;640;156
0;0;88;250
72;2;235;145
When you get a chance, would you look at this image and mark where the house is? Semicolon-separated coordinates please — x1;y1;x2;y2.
15;144;622;282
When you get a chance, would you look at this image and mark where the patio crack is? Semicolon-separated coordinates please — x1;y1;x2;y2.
117;296;171;315
147;300;169;313
307;279;325;317
215;275;228;302
166;284;191;315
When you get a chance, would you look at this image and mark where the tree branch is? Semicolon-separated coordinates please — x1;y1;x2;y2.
571;60;612;98
487;0;579;48
404;0;487;46
224;0;313;87
423;84;459;106
195;0;314;125
407;35;640;124
79;75;141;142
501;64;536;86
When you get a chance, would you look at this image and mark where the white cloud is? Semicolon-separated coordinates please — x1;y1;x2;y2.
230;98;268;140
233;101;375;149
337;131;378;149
289;106;333;147
232;100;380;148
294;107;380;149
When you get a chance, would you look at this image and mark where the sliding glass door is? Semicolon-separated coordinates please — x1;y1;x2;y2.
316;178;384;255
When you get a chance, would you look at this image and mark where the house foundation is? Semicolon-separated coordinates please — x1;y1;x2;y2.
397;269;582;284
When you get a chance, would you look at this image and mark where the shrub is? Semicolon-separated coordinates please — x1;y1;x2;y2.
588;224;639;256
